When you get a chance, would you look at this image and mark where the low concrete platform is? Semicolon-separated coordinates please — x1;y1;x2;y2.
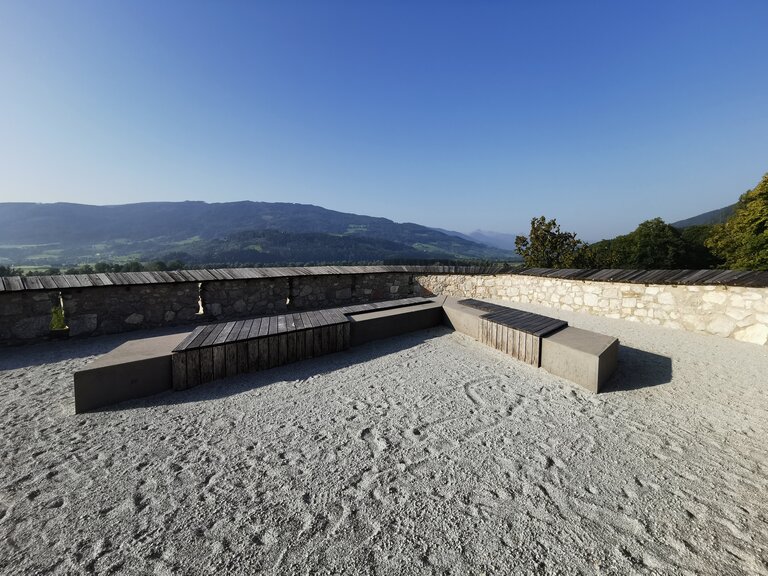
73;296;620;412
443;297;618;393
441;296;485;339
73;332;190;413
348;296;446;346
541;326;619;393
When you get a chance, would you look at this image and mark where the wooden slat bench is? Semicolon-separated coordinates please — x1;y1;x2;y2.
171;297;434;391
458;299;567;366
444;297;618;392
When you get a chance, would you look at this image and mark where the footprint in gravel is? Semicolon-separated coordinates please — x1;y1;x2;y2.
253;528;278;547
622;486;638;499
464;382;486;407
45;496;64;509
361;427;387;456
133;492;150;513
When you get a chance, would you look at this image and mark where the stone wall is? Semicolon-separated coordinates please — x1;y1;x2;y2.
415;274;768;347
4;267;765;347
202;278;290;321
62;283;201;338
0;289;60;344
289;273;412;310
0;271;416;345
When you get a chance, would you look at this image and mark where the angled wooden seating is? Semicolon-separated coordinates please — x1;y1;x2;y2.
171;297;433;391
458;298;567;366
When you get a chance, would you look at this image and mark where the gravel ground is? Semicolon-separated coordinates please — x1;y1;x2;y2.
1;302;767;575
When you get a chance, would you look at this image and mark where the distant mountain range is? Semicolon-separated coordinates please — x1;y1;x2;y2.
670;204;736;229
431;228;521;251
0;201;517;267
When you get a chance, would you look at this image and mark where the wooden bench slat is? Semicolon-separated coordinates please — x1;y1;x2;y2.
201;323;227;347
226;343;238;377
257;317;271;337
213;345;226;379
248;317;263;339
226;320;246;343
200;348;214;383
238;319;254;340
187;349;201;388
489;311;547;330
174;325;208;352
303;310;320;328
214;322;237;345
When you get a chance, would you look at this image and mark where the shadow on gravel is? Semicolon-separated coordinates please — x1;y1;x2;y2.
602;345;672;392
92;327;454;412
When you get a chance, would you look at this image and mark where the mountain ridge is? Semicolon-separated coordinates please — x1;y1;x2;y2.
670;204;736;229
0;200;515;267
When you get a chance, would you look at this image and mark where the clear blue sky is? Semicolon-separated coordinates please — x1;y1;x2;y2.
1;1;766;241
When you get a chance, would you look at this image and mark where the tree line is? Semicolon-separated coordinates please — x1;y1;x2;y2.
515;173;768;270
0;260;186;277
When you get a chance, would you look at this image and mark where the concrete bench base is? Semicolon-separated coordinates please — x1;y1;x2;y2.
73;296;619;412
349;297;445;346
73;332;189;413
443;297;618;393
541;326;619;393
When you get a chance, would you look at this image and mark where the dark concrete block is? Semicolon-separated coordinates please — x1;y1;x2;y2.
541;326;619;393
349;297;446;346
440;296;485;339
73;332;189;413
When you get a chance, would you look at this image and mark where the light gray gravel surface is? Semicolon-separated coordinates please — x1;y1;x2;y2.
1;303;767;575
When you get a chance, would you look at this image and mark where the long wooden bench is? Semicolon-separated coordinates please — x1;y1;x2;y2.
171;297;434;391
458;299;567;366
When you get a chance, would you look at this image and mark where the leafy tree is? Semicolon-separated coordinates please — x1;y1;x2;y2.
0;265;17;276
120;261;144;272
94;262;114;273
630;218;688;268
590;218;719;269
679;225;721;269
706;173;768;270
515;217;588;268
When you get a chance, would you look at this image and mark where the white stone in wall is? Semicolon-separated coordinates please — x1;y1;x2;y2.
583;293;599;307
707;316;736;337
734;323;768;345
657;292;675;306
725;308;752;321
703;291;728;305
742;292;763;300
728;293;745;308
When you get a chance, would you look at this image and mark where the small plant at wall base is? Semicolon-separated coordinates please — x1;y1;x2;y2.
50;305;69;337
